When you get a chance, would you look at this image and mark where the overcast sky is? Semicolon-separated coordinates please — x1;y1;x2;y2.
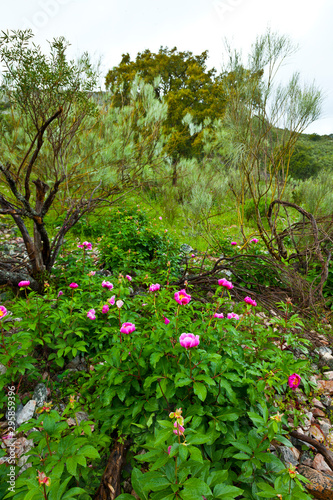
2;0;333;134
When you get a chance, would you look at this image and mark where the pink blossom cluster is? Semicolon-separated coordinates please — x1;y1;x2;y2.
120;322;136;335
231;241;237;246
179;333;199;349
227;312;240;320
173;421;185;435
108;296;115;305
250;238;259;244
244;296;257;307
18;280;30;287
78;241;92;250
87;309;96;320
126;275;132;281
218;278;233;289
102;280;113;290
149;283;161;292
174;289;191;305
214;313;224;318
0;306;8;319
288;373;301;390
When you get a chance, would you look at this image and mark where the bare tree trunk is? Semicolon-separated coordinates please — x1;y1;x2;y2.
94;438;131;500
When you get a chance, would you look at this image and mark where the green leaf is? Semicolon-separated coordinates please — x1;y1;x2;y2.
56;477;72;500
154;428;173;446
145;476;171;492
230;442;252;454
214;484;244;498
116;496;137;500
207;470;228;487
186;433;211;445
150;454;170;471
182;478;211;497
150;352;164;368
42;414;56;434
66;456;78;476
233;452;250;460
193;382;207;402
131;468;149;500
77;445;100;459
188;445;203;463
62;488;86;499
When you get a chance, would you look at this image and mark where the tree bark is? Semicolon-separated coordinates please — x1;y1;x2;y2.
94;438;131;500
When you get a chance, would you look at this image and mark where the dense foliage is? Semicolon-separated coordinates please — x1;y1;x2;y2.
0;229;315;499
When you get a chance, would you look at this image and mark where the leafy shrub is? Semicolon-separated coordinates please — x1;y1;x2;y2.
0;233;314;499
98;207;181;280
244;198;267;223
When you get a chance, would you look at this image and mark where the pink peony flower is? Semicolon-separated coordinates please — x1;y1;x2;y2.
250;238;259;244
88;271;96;276
179;333;200;349
227;312;240;320
149;283;161;292
164;317;170;325
244;296;257;307
126;275;132;281
0;306;8;319
120;322;136;334
78;241;92;250
167;445;172;455
102;280;113;290
102;304;109;314
214;313;224;318
231;241;237;246
108;295;115;305
69;283;78;289
288;373;301;390
57;291;63;297
116;300;124;309
173;422;185;435
218;278;234;289
159;216;163;220
18;280;30;287
191;254;195;257
87;309;96;320
174;289;191;305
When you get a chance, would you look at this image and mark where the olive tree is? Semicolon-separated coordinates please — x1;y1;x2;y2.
0;31;167;290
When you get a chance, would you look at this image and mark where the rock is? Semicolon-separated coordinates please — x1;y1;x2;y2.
325;372;333;380
276;445;298;466
16;400;36;426
318;380;333;394
312;454;333;475
66;356;87;371
321;395;332;408
310;375;319;386
298;465;333;499
0;364;7;375
13;437;34;459
6;403;23;420
317;347;333;357
313;408;326;418
75;411;89;425
309;425;325;442
317;419;332;436
318;353;333;370
313;398;325;409
33;383;48;407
